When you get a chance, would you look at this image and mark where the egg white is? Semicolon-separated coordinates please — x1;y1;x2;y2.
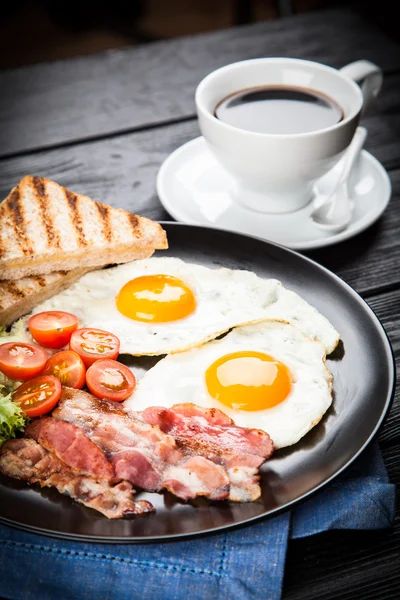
28;257;339;356
124;319;333;449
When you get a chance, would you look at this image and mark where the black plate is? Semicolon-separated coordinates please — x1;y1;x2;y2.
0;223;395;543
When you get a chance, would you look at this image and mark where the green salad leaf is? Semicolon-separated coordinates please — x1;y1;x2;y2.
0;371;20;394
0;363;26;446
0;319;30;445
0;392;27;446
0;318;31;345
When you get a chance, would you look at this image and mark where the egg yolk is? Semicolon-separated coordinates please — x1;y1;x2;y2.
205;351;292;411
116;274;196;323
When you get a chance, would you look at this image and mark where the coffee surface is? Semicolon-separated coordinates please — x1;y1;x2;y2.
215;86;343;134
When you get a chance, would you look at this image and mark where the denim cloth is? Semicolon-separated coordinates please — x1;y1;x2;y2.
0;443;395;600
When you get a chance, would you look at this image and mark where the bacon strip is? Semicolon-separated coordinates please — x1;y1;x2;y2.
0;438;154;518
140;403;274;502
53;388;230;502
26;417;114;481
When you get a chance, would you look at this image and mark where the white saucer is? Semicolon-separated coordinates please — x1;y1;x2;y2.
156;136;391;251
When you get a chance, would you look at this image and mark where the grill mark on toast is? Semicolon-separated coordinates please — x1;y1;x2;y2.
0;280;26;309
0;275;49;310
36;276;46;287
65;190;87;247
33;176;61;250
128;213;140;238
95;202;113;242
7;188;32;255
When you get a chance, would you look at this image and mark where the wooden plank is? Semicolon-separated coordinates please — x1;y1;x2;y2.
284;515;400;599
364;72;400;171
1;98;400;295
367;290;400;446
381;444;400;484
1;8;400;157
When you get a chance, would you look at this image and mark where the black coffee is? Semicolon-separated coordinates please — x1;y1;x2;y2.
214;85;343;134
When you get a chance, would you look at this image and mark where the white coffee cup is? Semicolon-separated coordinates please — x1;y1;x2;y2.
195;58;382;214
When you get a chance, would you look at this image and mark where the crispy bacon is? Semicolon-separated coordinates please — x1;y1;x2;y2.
1;391;273;513
53;388;230;502
26;417;114;481
140;403;274;502
0;438;154;518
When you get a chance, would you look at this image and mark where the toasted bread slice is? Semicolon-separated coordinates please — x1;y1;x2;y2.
0;269;89;327
0;175;168;280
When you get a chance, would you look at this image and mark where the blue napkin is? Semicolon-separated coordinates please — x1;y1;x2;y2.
0;443;395;600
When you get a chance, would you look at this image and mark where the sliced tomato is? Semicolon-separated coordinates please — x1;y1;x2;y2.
86;359;136;401
69;328;120;367
12;375;62;417
28;311;78;349
0;342;48;381
41;350;86;389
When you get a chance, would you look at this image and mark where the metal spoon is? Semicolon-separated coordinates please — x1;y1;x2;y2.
310;126;367;233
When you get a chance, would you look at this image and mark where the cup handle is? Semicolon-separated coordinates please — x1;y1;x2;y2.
339;60;383;115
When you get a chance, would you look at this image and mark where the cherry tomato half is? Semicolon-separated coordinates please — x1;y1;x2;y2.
28;311;79;349
41;350;86;389
69;328;120;367
0;342;48;381
86;359;136;402
12;375;62;417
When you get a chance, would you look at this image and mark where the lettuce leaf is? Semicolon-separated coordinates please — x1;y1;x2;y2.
0;318;31;345
0;319;30;445
0;371;26;446
0;371;20;395
0;392;27;446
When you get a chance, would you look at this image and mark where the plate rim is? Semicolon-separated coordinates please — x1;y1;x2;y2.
156;136;392;251
0;222;396;543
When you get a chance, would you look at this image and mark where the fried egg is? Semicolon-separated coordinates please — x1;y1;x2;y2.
28;257;339;356
124;320;333;449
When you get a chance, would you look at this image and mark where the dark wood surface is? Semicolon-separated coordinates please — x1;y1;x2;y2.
0;6;399;599
1;7;400;158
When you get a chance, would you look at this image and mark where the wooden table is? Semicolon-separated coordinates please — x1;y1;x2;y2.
0;6;399;599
